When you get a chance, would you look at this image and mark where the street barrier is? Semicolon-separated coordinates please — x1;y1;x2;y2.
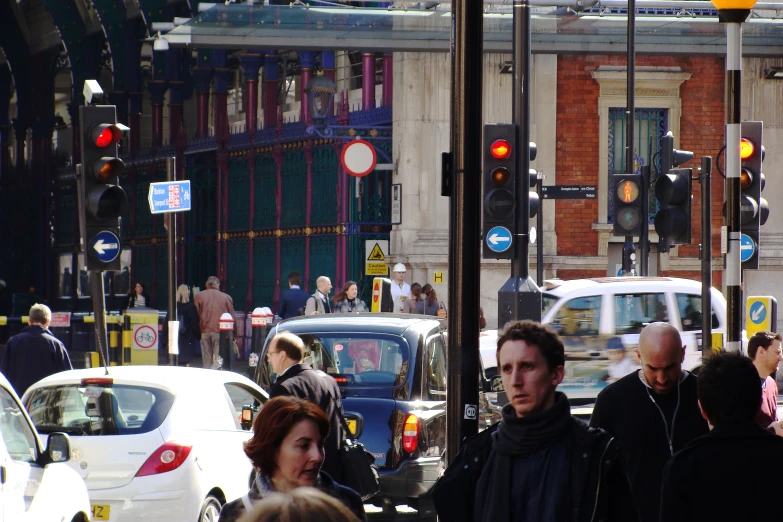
219;312;235;371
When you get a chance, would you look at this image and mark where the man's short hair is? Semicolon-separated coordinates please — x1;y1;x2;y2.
273;332;304;361
698;352;761;427
288;272;302;286
496;320;565;372
316;276;330;288
29;303;52;325
206;276;220;288
747;331;782;359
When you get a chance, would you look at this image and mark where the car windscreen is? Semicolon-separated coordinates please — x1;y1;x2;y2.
268;333;411;392
542;293;559;317
24;384;175;436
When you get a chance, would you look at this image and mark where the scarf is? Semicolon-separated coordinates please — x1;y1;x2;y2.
474;392;572;522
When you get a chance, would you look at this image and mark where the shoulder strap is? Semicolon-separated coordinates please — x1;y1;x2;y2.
328;391;352;440
241;493;253;512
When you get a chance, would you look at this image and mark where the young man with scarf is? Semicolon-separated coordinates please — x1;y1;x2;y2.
432;320;637;522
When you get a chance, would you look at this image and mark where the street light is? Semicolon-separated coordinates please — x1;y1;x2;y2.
304;71;337;128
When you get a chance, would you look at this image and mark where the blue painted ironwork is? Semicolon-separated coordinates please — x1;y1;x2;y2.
280;237;307;292
227;158;250;231
253;155;277;230
311;146;338;225
281;150;307;229
608;107;667;224
308;236;337;293
227;239;250;306
253;238;276;308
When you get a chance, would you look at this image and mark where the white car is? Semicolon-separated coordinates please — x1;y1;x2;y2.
483;277;730;400
23;367;268;522
0;372;91;521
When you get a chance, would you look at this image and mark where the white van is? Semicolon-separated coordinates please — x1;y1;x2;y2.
481;277;728;400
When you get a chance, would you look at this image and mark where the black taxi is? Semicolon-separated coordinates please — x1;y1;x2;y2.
253;313;450;519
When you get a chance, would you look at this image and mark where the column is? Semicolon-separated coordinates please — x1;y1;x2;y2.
128;92;142;155
263;52;279;129
322;51;336;117
214;67;230;282
0;65;11;180
66;102;80;166
168;81;184;146
30;117;54;172
147;80;168;152
191;67;212;139
13;119;27;172
239;54;263;140
304;141;313;288
382;53;393;107
362;52;376;111
298;51;317;126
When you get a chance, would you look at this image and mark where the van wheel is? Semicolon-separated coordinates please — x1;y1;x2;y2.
198;495;222;522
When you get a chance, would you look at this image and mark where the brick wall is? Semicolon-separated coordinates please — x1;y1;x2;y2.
555;55;726;276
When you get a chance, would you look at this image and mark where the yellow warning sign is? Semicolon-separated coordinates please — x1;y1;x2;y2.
434;272;444;284
368;243;386;261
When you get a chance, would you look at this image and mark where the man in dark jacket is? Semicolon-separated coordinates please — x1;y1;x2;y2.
660;352;783;522
432;320;637;522
0;303;72;396
277;272;311;319
267;332;345;482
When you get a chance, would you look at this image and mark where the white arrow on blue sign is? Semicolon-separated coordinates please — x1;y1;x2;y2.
90;230;121;264
486;226;513;253
148;180;192;214
749;301;767;325
740;233;756;263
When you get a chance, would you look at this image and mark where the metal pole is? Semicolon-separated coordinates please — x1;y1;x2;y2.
446;0;483;464
701;156;713;356
536;171;544;285
623;0;636;275
725;21;742;353
639;136;652;276
89;271;110;373
513;0;532;281
167;157;178;366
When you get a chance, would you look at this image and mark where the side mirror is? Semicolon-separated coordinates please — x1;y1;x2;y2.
43;433;71;464
241;405;256;431
490;375;504;392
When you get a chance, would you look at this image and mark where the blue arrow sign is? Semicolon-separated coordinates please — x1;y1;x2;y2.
148;180;192;214
740;233;756;263
486;226;513;253
90;230;121;264
749;301;767;325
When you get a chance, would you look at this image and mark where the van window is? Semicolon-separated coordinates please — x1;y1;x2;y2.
615;293;667;333
676;293;718;331
550;296;601;336
0;387;38;463
427;335;447;394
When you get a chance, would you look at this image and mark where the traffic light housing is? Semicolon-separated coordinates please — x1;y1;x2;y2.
79;105;128;271
483;124;516;259
612;174;644;237
739;121;767;270
654;168;693;245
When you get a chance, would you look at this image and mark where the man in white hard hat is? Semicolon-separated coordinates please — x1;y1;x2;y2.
391;263;411;313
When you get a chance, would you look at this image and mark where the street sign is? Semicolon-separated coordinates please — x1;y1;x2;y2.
341;139;377;178
132;324;158;350
148;180;192;214
746;296;777;337
49;312;71;328
739;233;756;263
89;230;121;264
365;240;389;276
486;226;512;253
541;185;597;199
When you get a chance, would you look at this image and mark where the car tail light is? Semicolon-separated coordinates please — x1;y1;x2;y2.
135;442;193;477
402;414;420;453
81;377;113;386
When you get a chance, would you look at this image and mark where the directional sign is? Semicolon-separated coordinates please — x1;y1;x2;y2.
739;233;756;263
541;185;597;199
486;226;512;253
148;180;192;214
746;296;778;337
89;230;121;264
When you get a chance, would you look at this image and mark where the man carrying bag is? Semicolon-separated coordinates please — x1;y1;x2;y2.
334;402;381;501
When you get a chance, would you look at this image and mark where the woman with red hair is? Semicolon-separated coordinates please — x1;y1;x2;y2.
218;396;366;522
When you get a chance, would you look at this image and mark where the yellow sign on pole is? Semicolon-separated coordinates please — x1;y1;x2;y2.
746;296;778;338
365;240;389;276
433;272;444;284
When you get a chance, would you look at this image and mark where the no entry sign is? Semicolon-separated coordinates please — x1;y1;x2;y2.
341;139;377;177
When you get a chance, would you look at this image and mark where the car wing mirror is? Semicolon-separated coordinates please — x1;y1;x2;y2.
41;432;71;465
241;405;256;431
490;375;504;392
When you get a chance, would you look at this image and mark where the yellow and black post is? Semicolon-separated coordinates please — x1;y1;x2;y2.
122;315;132;365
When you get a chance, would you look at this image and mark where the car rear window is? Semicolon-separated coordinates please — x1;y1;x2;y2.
267;333;410;391
24;384;175;436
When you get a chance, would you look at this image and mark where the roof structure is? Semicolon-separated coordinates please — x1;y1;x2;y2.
163;3;783;55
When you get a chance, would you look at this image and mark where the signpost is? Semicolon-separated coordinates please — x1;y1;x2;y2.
486;225;513;254
89;230;121;265
148;180;192;214
540;185;597;200
365;240;389;276
739;233;756;264
746;296;777;337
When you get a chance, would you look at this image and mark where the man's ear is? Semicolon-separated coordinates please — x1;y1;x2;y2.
552;365;565;387
698;399;709;422
680;346;686;363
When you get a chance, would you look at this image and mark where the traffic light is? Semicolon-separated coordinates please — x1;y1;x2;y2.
483;124;516;259
612;174;643;237
529;167;540;219
654;168;693;245
79;105;128;271
659;131;694;175
739;121;767;270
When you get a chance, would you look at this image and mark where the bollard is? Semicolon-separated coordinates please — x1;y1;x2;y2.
218;312;235;371
109;328;120;366
122;315;132;365
250;307;273;379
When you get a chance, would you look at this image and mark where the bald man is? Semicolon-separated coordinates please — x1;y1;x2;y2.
590;323;709;522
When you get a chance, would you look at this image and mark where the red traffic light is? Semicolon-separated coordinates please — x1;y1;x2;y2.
91;124;123;148
616;179;640;203
490;139;511;160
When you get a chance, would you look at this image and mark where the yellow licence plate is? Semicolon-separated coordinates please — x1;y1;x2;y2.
91;504;111;520
346;419;357;436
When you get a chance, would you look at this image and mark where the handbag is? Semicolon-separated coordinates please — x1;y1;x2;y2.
331;396;381;500
437;302;448;319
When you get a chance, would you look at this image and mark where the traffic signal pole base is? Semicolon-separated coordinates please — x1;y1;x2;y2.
498;276;542;329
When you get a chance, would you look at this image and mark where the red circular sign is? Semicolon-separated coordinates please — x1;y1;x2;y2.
341;140;377;178
134;325;157;350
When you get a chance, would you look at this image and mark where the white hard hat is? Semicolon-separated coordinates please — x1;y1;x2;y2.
393;263;407;273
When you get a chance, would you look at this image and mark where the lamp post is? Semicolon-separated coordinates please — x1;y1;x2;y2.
304;71;337;136
711;0;756;353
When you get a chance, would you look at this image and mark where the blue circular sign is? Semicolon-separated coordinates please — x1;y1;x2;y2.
90;230;121;264
740;234;756;263
749;301;767;325
486;226;513;253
